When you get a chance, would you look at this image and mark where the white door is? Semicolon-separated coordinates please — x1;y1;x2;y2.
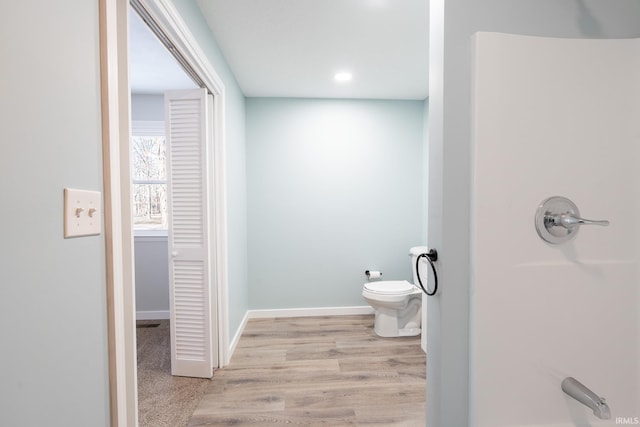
165;88;217;378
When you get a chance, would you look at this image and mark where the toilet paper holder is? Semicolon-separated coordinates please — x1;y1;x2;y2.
365;270;382;280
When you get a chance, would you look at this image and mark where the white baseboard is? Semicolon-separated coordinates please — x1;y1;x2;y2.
227;311;250;365
136;310;170;320
247;305;374;319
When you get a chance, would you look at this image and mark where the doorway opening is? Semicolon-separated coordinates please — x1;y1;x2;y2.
100;0;231;423
130;6;209;425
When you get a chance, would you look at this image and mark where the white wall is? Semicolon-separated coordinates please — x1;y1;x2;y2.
472;33;640;427
422;99;429;243
0;1;110;425
428;2;640;425
246;98;425;309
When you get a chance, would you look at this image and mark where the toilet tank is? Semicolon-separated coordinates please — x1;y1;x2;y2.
409;246;430;286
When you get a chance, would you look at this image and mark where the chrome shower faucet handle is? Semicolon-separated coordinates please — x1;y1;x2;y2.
545;212;610;230
535;196;609;244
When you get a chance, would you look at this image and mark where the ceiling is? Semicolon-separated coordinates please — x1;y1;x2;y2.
129;8;198;95
130;1;429;100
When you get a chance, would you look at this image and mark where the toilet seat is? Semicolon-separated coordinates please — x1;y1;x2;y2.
363;280;416;295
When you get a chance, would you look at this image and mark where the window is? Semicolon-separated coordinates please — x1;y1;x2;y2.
131;121;167;234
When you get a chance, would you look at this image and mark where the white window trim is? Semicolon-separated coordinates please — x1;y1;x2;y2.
131;120;168;236
132;120;164;136
134;229;168;238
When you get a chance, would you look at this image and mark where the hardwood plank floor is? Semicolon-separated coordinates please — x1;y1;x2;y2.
188;315;426;426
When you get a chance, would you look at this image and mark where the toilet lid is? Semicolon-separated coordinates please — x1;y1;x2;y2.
364;280;415;295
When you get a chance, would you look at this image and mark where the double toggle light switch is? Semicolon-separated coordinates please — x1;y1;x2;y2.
64;188;102;238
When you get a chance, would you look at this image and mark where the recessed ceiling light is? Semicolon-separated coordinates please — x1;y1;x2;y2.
334;72;352;82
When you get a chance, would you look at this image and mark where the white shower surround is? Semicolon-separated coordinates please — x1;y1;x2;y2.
471;33;640;426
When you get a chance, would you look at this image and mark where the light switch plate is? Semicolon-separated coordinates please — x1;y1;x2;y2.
64;188;102;238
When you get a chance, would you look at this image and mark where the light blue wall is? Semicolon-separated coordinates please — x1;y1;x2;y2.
134;237;169;314
246;98;425;309
0;1;110;426
131;94;164;121
429;2;640;426
170;0;249;337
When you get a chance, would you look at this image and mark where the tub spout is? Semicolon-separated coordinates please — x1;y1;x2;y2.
561;377;611;420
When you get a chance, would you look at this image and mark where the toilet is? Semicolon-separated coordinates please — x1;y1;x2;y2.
362;246;429;337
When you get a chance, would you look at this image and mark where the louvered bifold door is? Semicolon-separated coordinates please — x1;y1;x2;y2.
165;89;214;378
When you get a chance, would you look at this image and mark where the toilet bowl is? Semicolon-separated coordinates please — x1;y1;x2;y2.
363;280;422;337
362;246;429;338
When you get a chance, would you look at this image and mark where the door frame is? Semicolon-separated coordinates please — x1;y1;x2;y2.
100;0;229;424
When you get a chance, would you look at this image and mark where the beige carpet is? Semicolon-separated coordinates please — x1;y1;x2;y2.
137;320;211;427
